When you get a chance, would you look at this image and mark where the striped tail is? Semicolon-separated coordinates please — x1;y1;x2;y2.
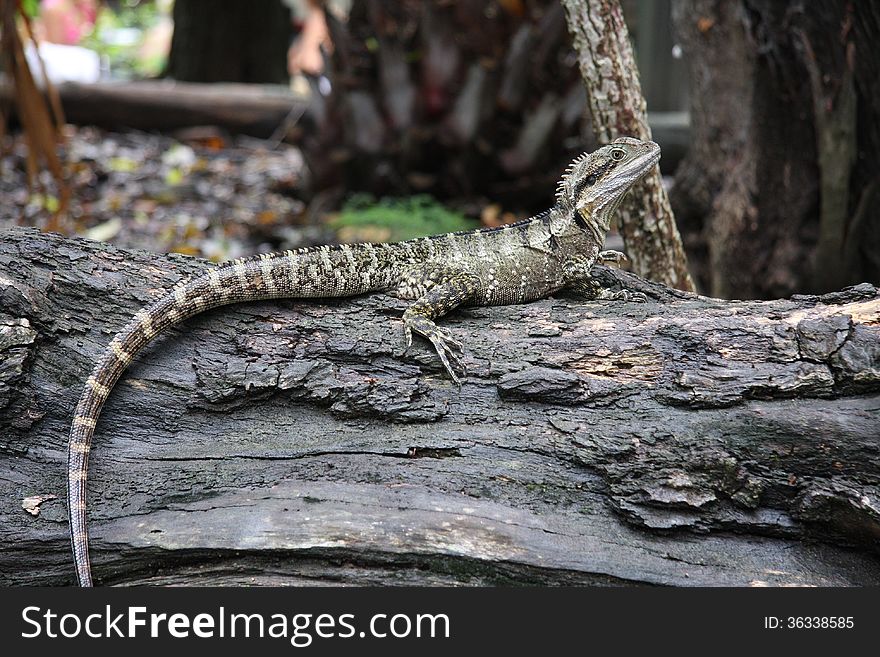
67;246;397;586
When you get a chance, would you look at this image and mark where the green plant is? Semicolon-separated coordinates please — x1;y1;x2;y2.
20;0;39;17
80;0;164;79
333;195;477;242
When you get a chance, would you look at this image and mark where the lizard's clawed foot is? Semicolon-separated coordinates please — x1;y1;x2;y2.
403;315;466;384
602;288;648;303
598;250;628;266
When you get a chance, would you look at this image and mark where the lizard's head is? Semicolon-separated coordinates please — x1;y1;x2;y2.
556;137;661;231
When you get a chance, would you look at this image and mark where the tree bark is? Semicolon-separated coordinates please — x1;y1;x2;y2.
1;227;878;586
671;0;880;299
166;0;292;84
561;0;696;293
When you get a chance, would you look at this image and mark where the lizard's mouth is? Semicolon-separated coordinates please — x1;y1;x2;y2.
616;142;661;186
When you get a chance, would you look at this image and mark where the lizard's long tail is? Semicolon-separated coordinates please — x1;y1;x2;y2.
68;245;396;586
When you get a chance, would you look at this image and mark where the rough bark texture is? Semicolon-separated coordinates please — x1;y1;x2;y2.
1;227;879;586
167;0;292;84
671;0;880;299
561;0;695;292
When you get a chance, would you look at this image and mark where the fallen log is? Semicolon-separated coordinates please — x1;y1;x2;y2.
0;79;305;137
1;226;878;586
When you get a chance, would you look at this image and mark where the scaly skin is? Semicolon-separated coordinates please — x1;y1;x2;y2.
68;136;661;585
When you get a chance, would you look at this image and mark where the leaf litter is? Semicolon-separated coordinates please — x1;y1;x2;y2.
1;125;317;261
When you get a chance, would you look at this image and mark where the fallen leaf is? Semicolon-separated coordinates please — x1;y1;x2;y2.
22;494;58;517
108;156;138;173
257;210;278;225
164;167;184;186
171;244;200;256
85;216;122;242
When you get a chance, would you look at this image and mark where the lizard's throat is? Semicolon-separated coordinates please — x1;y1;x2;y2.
587;191;630;234
575;201;614;232
567;206;609;249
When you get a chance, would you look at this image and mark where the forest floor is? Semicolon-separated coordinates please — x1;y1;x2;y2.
1;125;317;261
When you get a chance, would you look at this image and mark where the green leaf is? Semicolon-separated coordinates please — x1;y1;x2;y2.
108;157;138;173
164;167;184;186
21;0;40;18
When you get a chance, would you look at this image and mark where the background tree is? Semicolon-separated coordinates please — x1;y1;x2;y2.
167;0;292;83
300;0;594;216
561;0;695;292
671;0;880;298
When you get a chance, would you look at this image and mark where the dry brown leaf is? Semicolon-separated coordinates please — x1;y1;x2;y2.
697;16;715;33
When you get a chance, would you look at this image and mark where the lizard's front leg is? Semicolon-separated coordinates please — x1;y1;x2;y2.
563;257;648;302
397;267;479;384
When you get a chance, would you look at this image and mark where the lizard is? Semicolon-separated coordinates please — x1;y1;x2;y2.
67;136;661;586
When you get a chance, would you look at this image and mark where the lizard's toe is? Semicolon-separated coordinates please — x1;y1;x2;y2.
431;337;464;384
597;288;649;303
598;250;628;266
403;314;467;383
612;289;648;303
437;329;464;353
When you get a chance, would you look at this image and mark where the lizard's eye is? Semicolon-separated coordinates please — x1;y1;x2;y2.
611;148;626;161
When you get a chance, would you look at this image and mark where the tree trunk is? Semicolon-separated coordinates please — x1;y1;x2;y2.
166;0;292;84
1;227;878;586
671;0;880;299
301;0;592;215
560;0;696;293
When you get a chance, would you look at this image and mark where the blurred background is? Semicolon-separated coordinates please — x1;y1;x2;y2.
1;0;876;299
